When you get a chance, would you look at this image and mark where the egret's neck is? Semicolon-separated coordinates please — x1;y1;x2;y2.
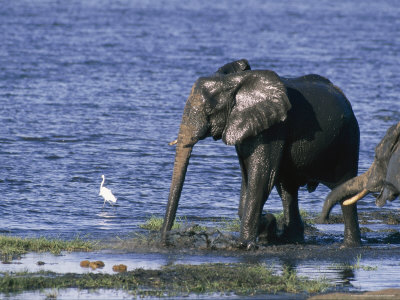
100;177;105;189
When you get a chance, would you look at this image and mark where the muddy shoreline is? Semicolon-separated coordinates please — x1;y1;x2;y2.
102;210;400;299
2;211;400;299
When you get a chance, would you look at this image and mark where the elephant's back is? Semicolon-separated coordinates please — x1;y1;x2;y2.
282;75;357;130
281;75;360;184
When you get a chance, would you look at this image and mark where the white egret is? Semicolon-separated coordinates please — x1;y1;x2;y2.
99;175;117;208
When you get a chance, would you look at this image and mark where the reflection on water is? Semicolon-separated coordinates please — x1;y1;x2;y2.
1;251;165;274
1;245;399;293
1;0;400;298
2;289;248;300
96;211;119;230
1;0;400;241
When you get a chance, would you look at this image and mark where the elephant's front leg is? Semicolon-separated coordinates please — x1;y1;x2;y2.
236;135;283;249
237;152;248;220
276;181;304;243
341;203;361;246
239;168;272;249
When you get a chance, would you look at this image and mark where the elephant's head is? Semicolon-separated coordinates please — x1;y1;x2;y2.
375;143;400;206
161;62;291;242
320;122;400;221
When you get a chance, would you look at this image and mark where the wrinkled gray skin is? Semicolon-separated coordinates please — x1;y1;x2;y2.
320;122;400;221
162;59;361;249
380;143;400;204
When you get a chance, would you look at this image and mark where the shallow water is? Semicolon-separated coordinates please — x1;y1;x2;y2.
1;0;400;298
2;241;400;298
3;289;283;300
1;0;400;240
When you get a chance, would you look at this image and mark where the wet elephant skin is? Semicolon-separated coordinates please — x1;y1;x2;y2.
162;59;361;249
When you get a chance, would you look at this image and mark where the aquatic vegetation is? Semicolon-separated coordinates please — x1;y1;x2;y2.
0;263;330;296
221;218;241;232
139;216;209;232
329;254;378;271
45;289;58;300
139;215;181;231
0;235;96;261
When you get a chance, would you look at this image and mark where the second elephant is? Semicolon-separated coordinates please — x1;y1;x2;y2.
162;60;361;249
320;121;400;221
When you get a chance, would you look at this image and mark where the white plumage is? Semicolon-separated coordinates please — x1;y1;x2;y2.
99;175;117;208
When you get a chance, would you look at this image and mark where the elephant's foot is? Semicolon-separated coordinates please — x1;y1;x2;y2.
342;232;361;247
258;213;278;243
316;216;329;224
160;230;175;247
278;222;305;244
238;240;258;251
238;230;258;251
341;238;361;248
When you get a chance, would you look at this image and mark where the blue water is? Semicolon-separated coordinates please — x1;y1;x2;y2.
1;0;400;239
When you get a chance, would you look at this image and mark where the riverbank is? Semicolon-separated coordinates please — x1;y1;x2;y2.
1;211;399;299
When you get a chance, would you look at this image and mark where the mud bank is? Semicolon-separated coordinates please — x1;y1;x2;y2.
1;211;400;299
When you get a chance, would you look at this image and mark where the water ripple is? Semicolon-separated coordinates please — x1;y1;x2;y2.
0;0;399;242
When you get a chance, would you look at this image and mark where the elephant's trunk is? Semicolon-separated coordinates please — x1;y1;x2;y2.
319;169;371;223
161;123;195;242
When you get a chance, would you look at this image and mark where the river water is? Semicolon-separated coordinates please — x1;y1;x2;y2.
1;0;400;245
1;1;400;298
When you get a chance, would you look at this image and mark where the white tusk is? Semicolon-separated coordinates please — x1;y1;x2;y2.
168;139;178;146
342;189;369;206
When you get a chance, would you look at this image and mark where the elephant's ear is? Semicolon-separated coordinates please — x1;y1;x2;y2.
375;122;400;161
222;71;291;145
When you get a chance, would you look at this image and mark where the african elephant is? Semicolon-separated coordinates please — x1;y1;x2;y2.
320;122;400;221
161;60;361;249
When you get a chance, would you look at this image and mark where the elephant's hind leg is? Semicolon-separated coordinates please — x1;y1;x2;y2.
276;181;304;243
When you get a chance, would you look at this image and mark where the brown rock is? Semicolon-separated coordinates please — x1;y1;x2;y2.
93;261;105;268
89;260;105;269
80;260;90;267
112;264;128;273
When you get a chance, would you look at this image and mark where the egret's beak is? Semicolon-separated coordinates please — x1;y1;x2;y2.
168;139;178;146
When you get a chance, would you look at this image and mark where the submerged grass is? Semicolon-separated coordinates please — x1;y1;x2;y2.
0;235;96;261
329;254;378;271
0;263;330;296
221;217;241;232
139;216;208;232
139;215;182;231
